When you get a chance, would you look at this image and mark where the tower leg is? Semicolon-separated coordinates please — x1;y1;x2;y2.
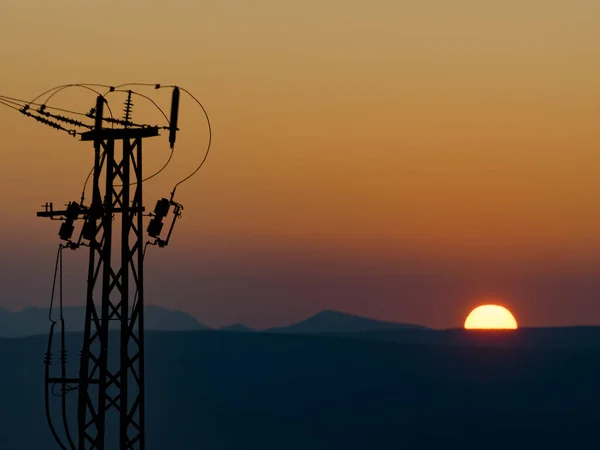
77;136;145;449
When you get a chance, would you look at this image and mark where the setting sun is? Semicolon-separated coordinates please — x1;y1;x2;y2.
464;305;518;330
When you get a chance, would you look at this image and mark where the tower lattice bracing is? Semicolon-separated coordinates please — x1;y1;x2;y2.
75;96;157;448
37;95;160;449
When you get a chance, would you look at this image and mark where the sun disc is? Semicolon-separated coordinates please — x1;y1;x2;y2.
464;304;518;330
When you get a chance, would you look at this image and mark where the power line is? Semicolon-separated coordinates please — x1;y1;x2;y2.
0;94;86;117
30;83;112;105
0;100;22;113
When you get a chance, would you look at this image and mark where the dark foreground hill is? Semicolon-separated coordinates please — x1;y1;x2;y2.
326;326;600;350
0;329;598;449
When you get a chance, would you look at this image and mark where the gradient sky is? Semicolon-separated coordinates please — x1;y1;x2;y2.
1;1;600;328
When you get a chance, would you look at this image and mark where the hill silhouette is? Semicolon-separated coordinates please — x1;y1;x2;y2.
0;305;208;337
265;309;429;334
0;307;431;338
220;323;255;332
0;329;598;449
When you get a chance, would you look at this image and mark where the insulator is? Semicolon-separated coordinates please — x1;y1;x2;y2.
101;117;146;128
21;109;71;133
123;90;134;125
147;198;170;238
169;87;180;149
59;222;75;241
60;350;67;363
38;109;92;129
34;115;65;131
57;202;81;241
44;352;52;365
147;218;164;238
81;219;96;241
153;198;171;218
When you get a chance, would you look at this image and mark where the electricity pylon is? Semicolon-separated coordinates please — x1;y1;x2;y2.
0;83;210;449
36;92;160;448
80;94;151;448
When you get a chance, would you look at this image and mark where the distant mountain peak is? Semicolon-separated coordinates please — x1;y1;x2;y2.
313;309;372;320
220;323;255;332
266;309;428;334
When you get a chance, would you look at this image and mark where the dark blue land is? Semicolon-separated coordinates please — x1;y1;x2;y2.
1;320;599;449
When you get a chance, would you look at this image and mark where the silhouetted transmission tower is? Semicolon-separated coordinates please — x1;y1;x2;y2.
0;83;212;449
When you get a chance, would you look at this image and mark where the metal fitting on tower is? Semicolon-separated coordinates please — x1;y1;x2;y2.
58;202;81;241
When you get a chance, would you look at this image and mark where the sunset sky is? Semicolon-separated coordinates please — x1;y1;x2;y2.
1;1;600;328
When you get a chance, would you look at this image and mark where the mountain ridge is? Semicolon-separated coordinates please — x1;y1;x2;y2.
0;306;431;337
0;304;209;337
265;309;429;334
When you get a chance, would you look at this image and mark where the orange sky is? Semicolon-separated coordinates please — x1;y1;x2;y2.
1;1;600;328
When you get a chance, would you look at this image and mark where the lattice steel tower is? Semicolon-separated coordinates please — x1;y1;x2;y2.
0;82;211;450
0;83;210;449
37;93;159;448
78;94;151;448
